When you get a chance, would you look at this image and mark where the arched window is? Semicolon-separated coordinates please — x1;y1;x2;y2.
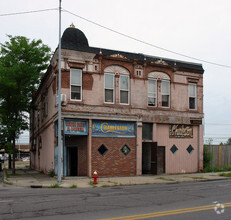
104;65;130;104
148;71;170;108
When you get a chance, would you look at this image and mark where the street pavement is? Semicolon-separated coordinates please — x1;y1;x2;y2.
1;167;231;188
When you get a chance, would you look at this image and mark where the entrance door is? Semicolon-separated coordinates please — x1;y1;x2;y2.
142;142;165;175
67;147;78;176
157;146;165;174
150;142;157;175
142;142;157;174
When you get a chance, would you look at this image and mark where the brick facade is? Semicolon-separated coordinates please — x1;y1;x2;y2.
92;137;136;177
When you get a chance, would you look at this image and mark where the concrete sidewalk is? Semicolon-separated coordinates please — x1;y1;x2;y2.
2;168;231;188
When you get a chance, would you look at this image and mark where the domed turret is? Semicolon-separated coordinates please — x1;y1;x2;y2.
61;26;89;50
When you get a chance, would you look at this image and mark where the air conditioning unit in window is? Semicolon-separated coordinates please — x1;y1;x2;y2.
56;94;66;106
61;94;66;103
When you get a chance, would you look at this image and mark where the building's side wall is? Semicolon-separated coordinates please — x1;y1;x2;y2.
92;137;136;176
156;124;199;174
39;123;55;173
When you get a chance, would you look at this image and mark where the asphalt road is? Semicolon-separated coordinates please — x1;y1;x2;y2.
0;179;231;220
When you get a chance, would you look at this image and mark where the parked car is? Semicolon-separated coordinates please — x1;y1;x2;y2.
21;157;30;162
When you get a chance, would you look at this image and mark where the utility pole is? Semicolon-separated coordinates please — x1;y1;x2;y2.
57;0;62;183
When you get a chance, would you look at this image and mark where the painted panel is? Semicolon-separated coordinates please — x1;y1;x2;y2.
157;124;199;174
169;124;193;138
64;119;88;135
92;120;136;137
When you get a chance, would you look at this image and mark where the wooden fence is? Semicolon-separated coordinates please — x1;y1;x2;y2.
205;145;231;167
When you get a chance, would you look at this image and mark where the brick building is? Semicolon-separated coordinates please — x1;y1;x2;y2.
30;26;204;177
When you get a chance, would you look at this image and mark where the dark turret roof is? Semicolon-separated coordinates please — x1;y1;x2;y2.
60;27;204;73
61;27;89;50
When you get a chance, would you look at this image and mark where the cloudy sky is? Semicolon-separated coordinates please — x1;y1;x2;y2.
1;0;231;144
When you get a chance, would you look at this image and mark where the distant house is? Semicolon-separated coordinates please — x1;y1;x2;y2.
30;26;204;177
16;144;30;158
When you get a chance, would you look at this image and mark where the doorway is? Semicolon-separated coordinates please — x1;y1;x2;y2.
67;147;78;176
142;142;165;175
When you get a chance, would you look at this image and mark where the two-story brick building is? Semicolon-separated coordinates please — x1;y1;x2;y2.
30;26;204;177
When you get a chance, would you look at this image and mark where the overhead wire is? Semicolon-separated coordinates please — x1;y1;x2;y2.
0;7;231;68
62;9;231;69
0;8;58;17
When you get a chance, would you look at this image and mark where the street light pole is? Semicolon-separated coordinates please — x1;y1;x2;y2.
57;0;62;183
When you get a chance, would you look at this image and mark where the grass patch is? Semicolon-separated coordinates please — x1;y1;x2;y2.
101;185;111;187
4;169;10;179
4;181;13;185
89;180;97;187
191;176;207;180
219;172;231;177
48;183;62;188
202;166;231;173
48;169;55;177
70;184;77;188
157;177;175;181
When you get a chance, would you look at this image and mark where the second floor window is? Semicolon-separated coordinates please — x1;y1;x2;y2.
71;69;82;101
161;80;170;107
148;78;157;106
189;83;197;110
120;75;129;104
104;73;114;103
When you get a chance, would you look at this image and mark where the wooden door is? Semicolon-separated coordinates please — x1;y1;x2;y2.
150;142;157;174
157;146;165;174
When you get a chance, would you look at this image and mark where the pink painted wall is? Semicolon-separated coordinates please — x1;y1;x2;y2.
156;124;199;174
39;124;55;173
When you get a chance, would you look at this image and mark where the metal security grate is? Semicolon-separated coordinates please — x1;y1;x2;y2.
121;145;131;156
170;145;178;154
187;145;194;154
98;144;108;156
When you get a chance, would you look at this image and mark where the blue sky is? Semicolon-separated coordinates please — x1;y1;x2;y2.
1;0;231;144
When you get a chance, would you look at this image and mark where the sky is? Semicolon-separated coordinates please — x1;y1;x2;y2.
1;0;231;144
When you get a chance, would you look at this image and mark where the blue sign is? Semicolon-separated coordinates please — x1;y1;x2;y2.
64;119;88;135
92;120;136;137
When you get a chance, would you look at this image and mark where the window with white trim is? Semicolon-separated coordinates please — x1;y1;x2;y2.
120;75;129;104
104;73;114;103
161;80;170;107
70;69;82;101
189;83;197;110
148;78;157;106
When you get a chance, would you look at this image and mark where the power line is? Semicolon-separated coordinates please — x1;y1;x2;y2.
63;9;231;69
0;8;58;17
1;7;231;68
205;123;231;126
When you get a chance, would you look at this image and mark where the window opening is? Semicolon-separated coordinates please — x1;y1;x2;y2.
187;145;194;154
71;69;82;100
120;75;129;104
104;73;114;103
161;80;170;107
170;145;178;154
121;145;131;156
98;144;108;156
189;83;197;110
148;79;157;106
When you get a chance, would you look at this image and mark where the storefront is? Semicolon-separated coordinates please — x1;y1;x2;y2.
56;119;137;177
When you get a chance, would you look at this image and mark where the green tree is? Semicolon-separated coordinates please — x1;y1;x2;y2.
225;137;231;145
0;35;51;174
